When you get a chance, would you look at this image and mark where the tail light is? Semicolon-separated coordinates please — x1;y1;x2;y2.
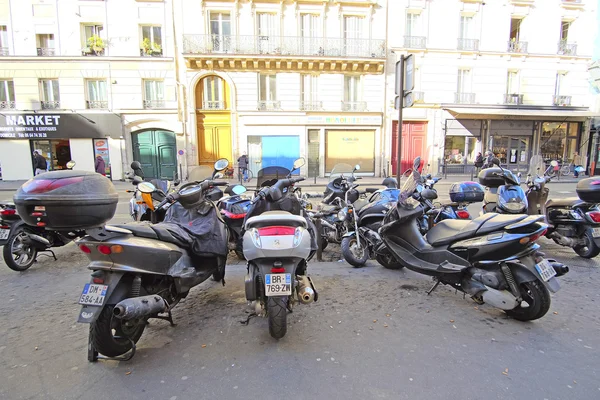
141;192;155;210
0;225;9;229
36;222;46;227
21;176;84;194
31;212;44;217
0;209;16;216
221;209;246;219
257;226;295;236
587;211;600;223
79;244;92;254
456;210;470;219
91;270;104;284
97;245;112;255
519;229;547;244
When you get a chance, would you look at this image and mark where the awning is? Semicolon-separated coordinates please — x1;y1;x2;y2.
444;107;598;119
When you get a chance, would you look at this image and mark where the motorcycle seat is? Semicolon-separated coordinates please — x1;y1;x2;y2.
353;199;369;212
245;211;308;230
546;197;586;208
112;223;158;240
476;214;528;236
151;224;190;248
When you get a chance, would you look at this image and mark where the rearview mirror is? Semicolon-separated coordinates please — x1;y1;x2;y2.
232;185;247;195
550;160;559;167
132;176;143;185
413;157;421;170
214;158;229;171
293;157;305;169
138;182;156;194
66;160;76;169
492;158;500;166
354;164;361;171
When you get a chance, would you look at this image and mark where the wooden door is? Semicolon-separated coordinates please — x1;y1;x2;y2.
391;121;427;175
132;129;176;180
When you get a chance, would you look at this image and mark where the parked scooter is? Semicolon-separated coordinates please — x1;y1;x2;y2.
478;159;528;214
218;184;252;259
126;161;175;223
242;158;318;339
76;159;230;361
379;157;568;321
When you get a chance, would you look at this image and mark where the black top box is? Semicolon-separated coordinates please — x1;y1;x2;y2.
449;181;485;203
478;167;505;187
576;177;600;204
13;170;118;230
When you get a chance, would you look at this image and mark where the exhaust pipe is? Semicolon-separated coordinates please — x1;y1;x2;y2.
113;295;167;320
297;275;315;304
550;262;569;277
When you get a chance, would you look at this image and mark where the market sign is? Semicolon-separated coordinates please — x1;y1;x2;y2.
0;112;122;140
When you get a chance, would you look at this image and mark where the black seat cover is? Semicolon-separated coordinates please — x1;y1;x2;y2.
151;224;189;248
546;197;585;208
476;214;527;235
113;223;158;240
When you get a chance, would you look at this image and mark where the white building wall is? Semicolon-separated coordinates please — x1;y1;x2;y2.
0;141;33;180
69;139;95;172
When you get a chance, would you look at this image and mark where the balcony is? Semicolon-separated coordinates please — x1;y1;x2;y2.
457;38;479;51
41;101;61;110
507;40;528;53
300;101;323;111
454;92;476;104
504;94;524;105
0;100;15;109
341;101;367;112
201;101;226;110
403;36;427;49
0;47;9;56
553;95;572;106
143;100;166;109
86;100;108;109
257;101;281;111
557;41;577;56
183;35;385;73
140;49;163;57
37;48;55;56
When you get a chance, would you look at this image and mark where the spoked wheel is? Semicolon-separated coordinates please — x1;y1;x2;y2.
341;236;368;267
504;280;551;321
90;305;146;357
267;296;288;339
560;165;571;177
376;250;404;270
573;229;600;259
3;228;38;271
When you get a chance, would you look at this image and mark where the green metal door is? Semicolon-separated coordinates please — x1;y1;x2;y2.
132;129;177;180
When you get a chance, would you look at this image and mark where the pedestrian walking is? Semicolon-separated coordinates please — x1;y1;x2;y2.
474;152;484;172
237;153;249;182
573;151;582;178
95;155;106;176
33;151;47;175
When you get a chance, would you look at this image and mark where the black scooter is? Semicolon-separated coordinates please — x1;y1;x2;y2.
379;157;568;321
479;160;528;214
218;184;252;260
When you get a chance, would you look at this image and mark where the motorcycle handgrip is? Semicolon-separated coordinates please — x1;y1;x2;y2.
291;177;305;183
212;181;229;187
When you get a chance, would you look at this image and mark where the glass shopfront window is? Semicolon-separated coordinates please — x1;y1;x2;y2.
444;136;480;164
540;122;580;164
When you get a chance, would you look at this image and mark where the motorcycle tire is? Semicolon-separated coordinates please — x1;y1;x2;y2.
573;229;600;259
267;296;287;339
320;237;328;251
90;305;146;357
376;251;404;270
341;236;368;268
3;227;38;271
504;280;551;321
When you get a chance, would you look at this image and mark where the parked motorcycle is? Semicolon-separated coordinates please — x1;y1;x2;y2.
478;159;528;214
242;158;318;339
126;161;175;223
76;159;230;361
218;184;252;259
379;157;568;321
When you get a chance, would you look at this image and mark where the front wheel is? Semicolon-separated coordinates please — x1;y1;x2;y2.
573;229;600;259
90;305;146;357
376;250;404;270
504;280;551;321
3;228;38;271
267;296;288;339
341;236;368;268
560;165;571;177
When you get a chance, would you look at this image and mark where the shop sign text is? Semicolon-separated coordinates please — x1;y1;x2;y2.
0;115;61;139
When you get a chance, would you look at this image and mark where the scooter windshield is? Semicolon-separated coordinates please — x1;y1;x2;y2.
188;165;214;182
256;166;291;189
329;164;355;182
398;168;420;208
528;155;545;177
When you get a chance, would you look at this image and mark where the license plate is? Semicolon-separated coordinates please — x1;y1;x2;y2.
0;229;9;240
535;259;557;282
78;283;108;306
593;228;600;238
265;273;292;296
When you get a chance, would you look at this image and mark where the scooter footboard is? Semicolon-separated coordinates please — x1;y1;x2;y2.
77;271;128;323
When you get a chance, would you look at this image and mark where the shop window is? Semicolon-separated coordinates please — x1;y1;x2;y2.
258;74;279;110
300;74;320;111
86;80;108;109
343;75;364;111
36;34;55;56
32;139;72;171
39;79;60;109
143;80;165;109
201;75;225;109
540;122;580;164
0;79;15;109
444;136;480;165
140;25;162;56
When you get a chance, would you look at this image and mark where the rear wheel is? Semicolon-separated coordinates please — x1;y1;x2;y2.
573;229;600;259
267;296;288;339
3;228;38;271
504;280;551;321
376;250;404;270
90;305;146;357
341;236;368;267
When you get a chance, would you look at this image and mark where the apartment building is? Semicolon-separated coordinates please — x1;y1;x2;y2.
0;0;179;181
177;0;387;177
386;0;597;176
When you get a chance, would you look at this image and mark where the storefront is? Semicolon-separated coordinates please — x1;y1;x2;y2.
0;112;123;181
488;120;534;172
325;129;375;173
539;121;581;167
442;119;483;174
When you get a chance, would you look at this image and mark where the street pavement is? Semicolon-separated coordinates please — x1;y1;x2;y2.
0;179;599;399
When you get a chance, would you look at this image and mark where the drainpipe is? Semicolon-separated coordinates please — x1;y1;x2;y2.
171;0;188;179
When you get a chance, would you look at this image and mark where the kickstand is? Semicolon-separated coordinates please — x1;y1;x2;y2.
154;309;176;327
88;335;136;362
36;250;57;261
427;279;440;296
239;312;257;326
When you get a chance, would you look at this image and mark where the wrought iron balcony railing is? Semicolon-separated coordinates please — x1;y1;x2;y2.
557;41;577;56
300;101;323;111
457;38;479;51
455;92;476;104
403;36;427;49
140;49;163;57
143;100;166;109
257;100;281;111
553;95;572;106
0;47;9;56
86;100;108;109
201;100;226;110
37;48;55;56
341;101;367;112
507;40;528;53
183;35;386;58
41;100;61;110
0;100;15;109
504;93;524;105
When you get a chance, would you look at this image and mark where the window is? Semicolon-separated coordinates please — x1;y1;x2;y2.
143;80;165;109
344;76;361;103
257;13;279;53
140;26;162;56
405;13;421;37
459;15;473;39
541;122;580;164
507;70;520;94
86;80;108;109
0;26;8;55
82;24;104;55
509;18;521;41
554;73;571;105
258;74;278;110
457;69;472;93
300;74;320;110
36;34;55;56
560;20;570;41
300;13;321;55
555;73;566;96
0;79;15;109
202;76;225;109
209;12;231;52
39;79;60;109
343;16;363;56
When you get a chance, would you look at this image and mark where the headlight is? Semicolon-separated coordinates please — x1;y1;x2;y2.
337;208;348;221
498;196;526;212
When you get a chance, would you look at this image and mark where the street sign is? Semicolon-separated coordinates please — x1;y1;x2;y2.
404;54;414;93
395;60;402;96
394;95;400;110
403;91;414;108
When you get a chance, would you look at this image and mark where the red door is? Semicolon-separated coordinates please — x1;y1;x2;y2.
391;121;428;175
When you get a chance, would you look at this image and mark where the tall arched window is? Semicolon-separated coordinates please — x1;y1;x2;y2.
200;76;225;110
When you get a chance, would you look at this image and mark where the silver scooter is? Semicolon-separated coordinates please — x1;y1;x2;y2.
242;158;318;339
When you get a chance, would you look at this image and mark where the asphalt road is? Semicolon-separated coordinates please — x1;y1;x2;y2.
1;181;599;399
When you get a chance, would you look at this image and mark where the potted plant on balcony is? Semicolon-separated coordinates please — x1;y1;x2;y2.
141;38;163;56
83;35;105;56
